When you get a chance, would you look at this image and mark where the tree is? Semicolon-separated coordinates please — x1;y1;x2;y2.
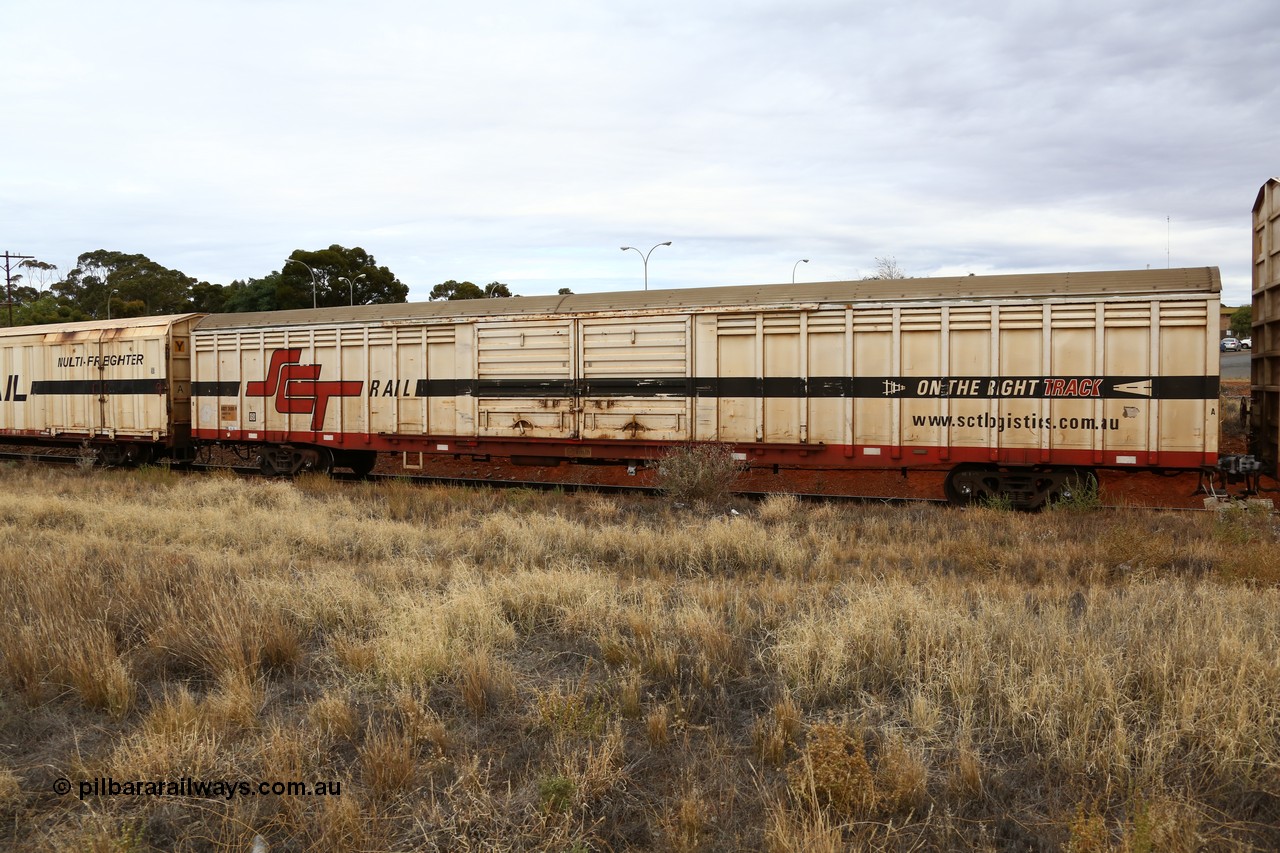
7;244;411;320
188;280;229;313
7;283;39;305
280;245;408;309
430;280;485;300
429;280;519;300
18;259;59;292
220;277;284;313
557;287;573;295
862;256;908;280
55;250;196;318
12;294;87;326
1;282;38;327
1231;305;1252;338
0;256;85;327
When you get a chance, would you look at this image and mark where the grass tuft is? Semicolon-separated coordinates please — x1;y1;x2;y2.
653;442;742;505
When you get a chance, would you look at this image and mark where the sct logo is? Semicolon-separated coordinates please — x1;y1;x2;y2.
246;349;362;430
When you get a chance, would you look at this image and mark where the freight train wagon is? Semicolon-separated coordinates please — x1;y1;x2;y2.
189;267;1222;507
0;314;200;465
1252;177;1280;472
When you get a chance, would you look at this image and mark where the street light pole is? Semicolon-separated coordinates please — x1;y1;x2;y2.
106;288;118;320
792;259;809;283
285;258;319;309
620;241;672;291
338;274;367;306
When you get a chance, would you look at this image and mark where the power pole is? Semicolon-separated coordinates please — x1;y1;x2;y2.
3;251;36;326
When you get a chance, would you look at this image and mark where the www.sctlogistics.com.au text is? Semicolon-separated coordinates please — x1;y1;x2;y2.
59;777;342;800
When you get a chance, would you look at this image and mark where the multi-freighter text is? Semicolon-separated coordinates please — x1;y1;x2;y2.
56;354;145;368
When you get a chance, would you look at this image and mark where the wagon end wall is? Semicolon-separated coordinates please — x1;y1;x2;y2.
1252;178;1280;471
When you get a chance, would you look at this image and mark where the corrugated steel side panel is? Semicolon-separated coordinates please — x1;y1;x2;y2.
0;315;200;441
687;293;1216;462
476;320;574;438
192;321;479;442
1252;178;1280;469
189;278;1217;465
579;317;690;442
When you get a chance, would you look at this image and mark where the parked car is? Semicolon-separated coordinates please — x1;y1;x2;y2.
1221;337;1241;352
1241;337;1252;349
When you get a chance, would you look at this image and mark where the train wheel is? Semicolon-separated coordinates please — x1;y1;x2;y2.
308;447;334;475
130;445;156;467
944;464;1001;505
97;443;151;468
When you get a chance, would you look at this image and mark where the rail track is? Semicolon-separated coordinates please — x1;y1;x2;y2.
3;444;1273;512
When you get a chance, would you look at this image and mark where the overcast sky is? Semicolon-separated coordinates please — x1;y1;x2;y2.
2;0;1275;306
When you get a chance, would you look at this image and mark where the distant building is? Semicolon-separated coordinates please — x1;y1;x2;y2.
1220;305;1239;336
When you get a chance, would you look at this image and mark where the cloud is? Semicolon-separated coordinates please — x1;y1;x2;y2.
1;0;1273;305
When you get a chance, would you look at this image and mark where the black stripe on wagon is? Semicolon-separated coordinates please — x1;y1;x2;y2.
581;377;692;397
191;381;243;397
475;378;576;398
415;379;472;397
695;377;757;397
1147;376;1220;400
697;375;1219;400
30;379;167;395
846;375;1219;400
179;374;1221;401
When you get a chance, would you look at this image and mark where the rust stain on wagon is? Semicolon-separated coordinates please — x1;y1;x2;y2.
46;330;96;343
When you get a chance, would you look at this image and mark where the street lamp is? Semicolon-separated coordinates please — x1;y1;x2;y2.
620;241;672;291
106;288;118;320
338;274;367;306
792;259;809;284
284;258;319;309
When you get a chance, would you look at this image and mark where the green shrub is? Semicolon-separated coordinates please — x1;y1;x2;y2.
653;443;741;505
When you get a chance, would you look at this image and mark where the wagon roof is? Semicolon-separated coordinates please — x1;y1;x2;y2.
194;266;1221;330
1255;177;1280;213
0;313;204;338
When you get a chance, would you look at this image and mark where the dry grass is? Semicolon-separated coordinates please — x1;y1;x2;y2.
0;461;1277;850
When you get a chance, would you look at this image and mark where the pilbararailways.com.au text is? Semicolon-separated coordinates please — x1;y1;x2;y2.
56;776;342;801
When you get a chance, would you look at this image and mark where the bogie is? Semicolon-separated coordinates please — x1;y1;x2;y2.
944;465;1099;510
257;445;334;477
